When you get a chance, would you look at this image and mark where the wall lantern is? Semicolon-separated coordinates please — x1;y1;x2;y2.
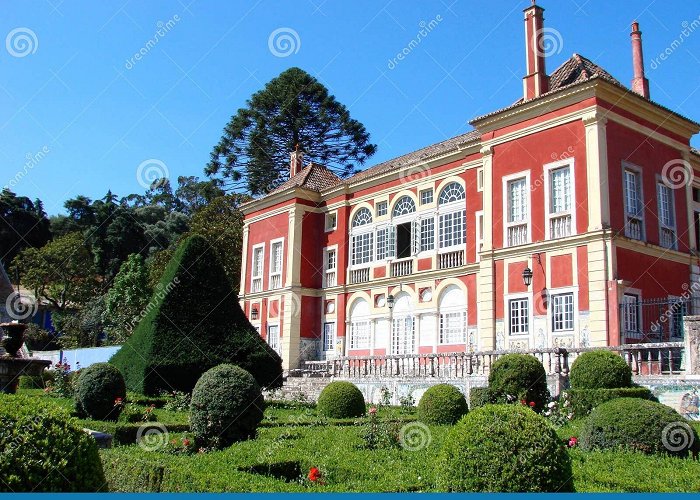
522;267;533;288
387;294;395;310
251;306;259;320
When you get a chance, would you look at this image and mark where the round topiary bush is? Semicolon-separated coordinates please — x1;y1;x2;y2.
569;350;632;389
317;381;365;418
488;354;550;411
437;404;572;492
417;384;468;424
579;397;698;457
190;364;265;449
74;363;126;421
0;394;106;492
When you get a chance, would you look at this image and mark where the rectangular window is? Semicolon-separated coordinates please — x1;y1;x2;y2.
548;165;572;239
623;168;644;240
475;211;484;262
267;324;280;354
420;217;435;252
350;320;370;349
324;248;337;287
251;245;264;292
351;232;373;265
323;322;336;351
551;293;574;332
509;298;529;335
657;182;676;249
325;212;337;231
439;311;467;344
396;222;412;259
391;316;415;354
420;189;434;205
477;167;484;192
376;201;388;217
506;177;528;246
376;227;388;260
269;240;283;289
439;210;466;249
622;294;640;339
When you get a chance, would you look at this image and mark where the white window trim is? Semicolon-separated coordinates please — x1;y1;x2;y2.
419;188;434;205
475;210;484;263
547;286;578;335
622;161;645;241
349;220;374;270
505;292;533;338
325;211;337;232
266;323;281;355
323;245;338;288
656;177;677;250
322;321;337;352
417;214;436;255
438;308;467;345
543;159;576;240
349;318;371;349
621;289;642;342
268;237;284;290
477;167;484;192
250;243;265;293
502;171;531;247
437;189;467;253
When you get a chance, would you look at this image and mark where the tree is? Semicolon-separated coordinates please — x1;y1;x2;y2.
0;189;51;268
104;254;152;344
205;67;377;195
175;176;224;214
52;294;107;349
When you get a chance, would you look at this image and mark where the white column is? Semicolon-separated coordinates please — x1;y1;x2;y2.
370;319;376;355
583;109;610;231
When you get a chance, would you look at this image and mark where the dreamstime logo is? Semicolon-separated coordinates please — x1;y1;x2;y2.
136;159;170;190
136;422;169;451
6;28;38;57
387;15;443;70
399;162;432;185
5;291;38;321
268;28;301;57
288;294;301;318
661;159;693;189
126;278;179;334
661;422;695;453
650;16;700;70
4;146;50;191
536;27;564;57
125;16;181;69
399;422;432;451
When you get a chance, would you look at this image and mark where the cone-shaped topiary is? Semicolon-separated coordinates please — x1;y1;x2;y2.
0;394;106;492
317;381;366;418
437;404;573;492
569;350;632;389
190;364;264;449
417;384;468;424
110;235;282;395
74;362;126;421
488;354;550;412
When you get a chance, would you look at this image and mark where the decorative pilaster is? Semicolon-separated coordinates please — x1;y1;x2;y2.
478;145;496;350
583;109;610;231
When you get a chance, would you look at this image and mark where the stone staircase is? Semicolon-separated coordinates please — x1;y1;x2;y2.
265;376;333;402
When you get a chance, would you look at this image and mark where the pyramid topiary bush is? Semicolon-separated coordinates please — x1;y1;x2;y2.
110;235;282;395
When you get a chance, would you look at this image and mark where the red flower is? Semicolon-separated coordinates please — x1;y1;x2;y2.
520;400;527;406
529;401;535;408
369;407;377;415
308;467;321;482
568;437;578;448
114;397;123;406
182;438;191;447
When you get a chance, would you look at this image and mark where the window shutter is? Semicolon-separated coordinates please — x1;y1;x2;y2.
412;219;420;255
388;225;396;258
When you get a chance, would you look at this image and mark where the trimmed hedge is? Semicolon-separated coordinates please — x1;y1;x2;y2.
19;370;56;389
580;398;698;457
437;404;573;492
317;381;366;419
570;350;632;389
417;384;468;425
111;235;283;395
488;354;550;411
0;394;106;492
469;387;494;410
74;363;126;421
190;364;265;449
564;387;654;416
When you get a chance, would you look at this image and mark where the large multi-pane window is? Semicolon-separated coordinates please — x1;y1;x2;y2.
506;177;528;246
251;245;264;292
350;320;370;349
437;182;466;249
548;165;572;239
269;240;283;289
623;168;644;240
439;285;467;344
351;208;374;266
509;297;529;335
551;293;574;332
376;226;391;260
657;182;676;249
420;217;435;252
323;247;337;287
323;322;336;352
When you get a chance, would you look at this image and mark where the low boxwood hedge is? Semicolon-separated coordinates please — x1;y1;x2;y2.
417;384;468;425
569;351;632;390
317;381;366;418
488;354;550;411
564;387;654;416
468;387;494;410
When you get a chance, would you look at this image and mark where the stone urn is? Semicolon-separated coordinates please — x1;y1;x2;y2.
0;321;51;394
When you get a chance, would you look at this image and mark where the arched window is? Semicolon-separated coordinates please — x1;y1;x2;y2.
349;299;370;349
390;292;415;354
392;196;416;217
438;182;466;205
352;207;373;227
438;285;467;345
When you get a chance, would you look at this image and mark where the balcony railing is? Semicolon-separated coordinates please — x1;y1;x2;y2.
269;274;281;290
391;259;413;277
625;216;643;240
549;214;572;239
660;227;676;249
325;271;337;287
251;277;262;293
507;224;528;246
350;267;370;284
439;249;464;269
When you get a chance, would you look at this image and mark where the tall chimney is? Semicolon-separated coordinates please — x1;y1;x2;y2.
630;21;650;99
523;1;549;100
290;144;304;177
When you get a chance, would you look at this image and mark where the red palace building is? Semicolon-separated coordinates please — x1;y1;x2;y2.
240;3;700;371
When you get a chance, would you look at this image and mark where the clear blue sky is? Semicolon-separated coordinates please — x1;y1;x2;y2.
2;0;699;215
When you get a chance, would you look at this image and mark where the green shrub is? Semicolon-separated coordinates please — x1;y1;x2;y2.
74;363;126;421
488;354;550;411
437;404;572;492
111;235;283;395
19;370;56;389
317;381;365;418
0;394;106;492
580;398;698;457
469;387;494;410
570;350;632;389
417;384;468;425
565;386;654;416
190;364;265;449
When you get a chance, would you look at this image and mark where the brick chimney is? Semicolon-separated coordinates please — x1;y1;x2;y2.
523;1;549;100
630;21;650;99
290;144;304;177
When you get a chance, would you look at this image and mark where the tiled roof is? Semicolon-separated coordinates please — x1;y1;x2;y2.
268;162;342;194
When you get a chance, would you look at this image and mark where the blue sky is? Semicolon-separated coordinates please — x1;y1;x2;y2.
2;0;700;215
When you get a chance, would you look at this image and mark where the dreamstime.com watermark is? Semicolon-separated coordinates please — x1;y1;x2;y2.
661;421;695;453
136;158;170;190
398;421;432;451
535;27;564;57
4;146;50;191
136;422;170;451
387;15;443;70
268;28;300;57
6;27;38;57
650;281;699;332
125;16;181;70
5;291;38;321
125;278;180;335
661;159;693;189
650;15;700;70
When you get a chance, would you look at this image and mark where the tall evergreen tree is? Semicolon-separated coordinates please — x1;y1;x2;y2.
205;67;377;195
